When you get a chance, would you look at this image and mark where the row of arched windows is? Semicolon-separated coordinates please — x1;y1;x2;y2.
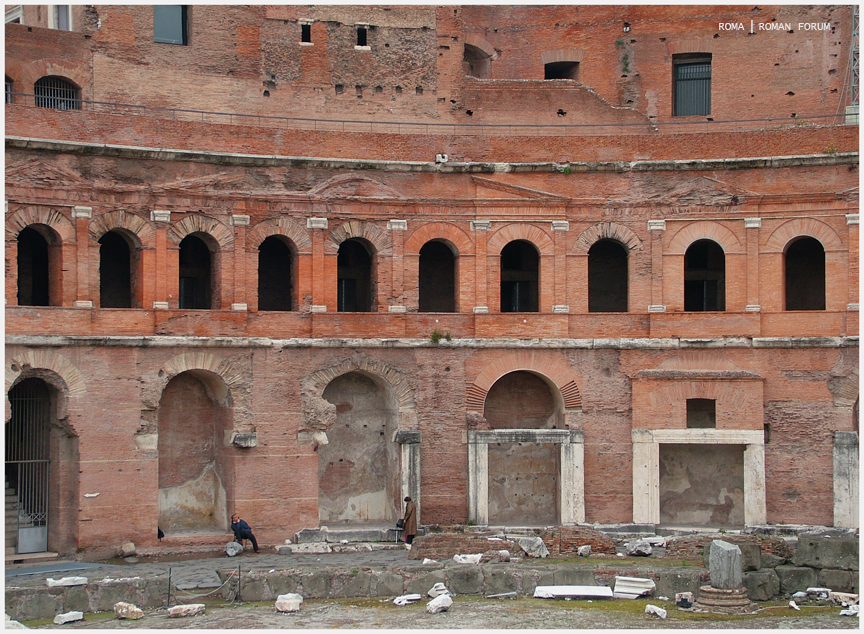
16;225;828;312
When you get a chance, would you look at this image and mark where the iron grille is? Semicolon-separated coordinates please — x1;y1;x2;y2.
34;76;80;110
6;379;51;528
674;60;711;116
5;77;12;104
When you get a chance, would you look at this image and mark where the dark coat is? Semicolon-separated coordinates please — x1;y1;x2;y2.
403;500;417;536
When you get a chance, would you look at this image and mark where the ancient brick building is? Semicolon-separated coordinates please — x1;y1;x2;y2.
4;5;859;557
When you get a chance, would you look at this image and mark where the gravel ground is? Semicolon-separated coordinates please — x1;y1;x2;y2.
30;597;858;630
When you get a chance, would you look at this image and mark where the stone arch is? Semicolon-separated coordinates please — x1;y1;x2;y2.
168;214;234;249
575;222;643;253
327;221;392;255
667;221;744;255
464;34;496;60
247;217;312;254
88;210;156;249
6;206;75;243
467;351;582;413
541;48;584;65
487;223;555;255
404;222;473;256
764;217;844;253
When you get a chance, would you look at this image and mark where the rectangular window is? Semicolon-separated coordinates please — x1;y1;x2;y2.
357;26;367;47
686;398;716;429
154;5;187;45
673;54;711;116
301;23;311;43
5;77;13;104
54;5;70;31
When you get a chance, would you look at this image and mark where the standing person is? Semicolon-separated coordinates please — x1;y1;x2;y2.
402;497;417;545
231;513;260;553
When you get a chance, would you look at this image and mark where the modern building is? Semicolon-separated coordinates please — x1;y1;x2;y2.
4;5;859;558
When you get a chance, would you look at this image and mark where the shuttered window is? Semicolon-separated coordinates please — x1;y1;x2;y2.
673;54;711;116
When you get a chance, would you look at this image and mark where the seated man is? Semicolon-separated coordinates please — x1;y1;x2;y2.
230;513;260;553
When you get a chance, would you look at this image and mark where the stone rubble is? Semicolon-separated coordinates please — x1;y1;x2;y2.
534;586;614;599
577;545;591;557
225;541;243;557
426;594;453;614
118;542;136;557
613;576;656;599
46;577;88;588
275;593;303;613
427;582;451;598
644;604;667;619
53;611;84;625
393;593;422;606
626;541;653;557
167;604;205;618
453;553;482;564
4;614;27;629
514;536;549;559
113;602;144;620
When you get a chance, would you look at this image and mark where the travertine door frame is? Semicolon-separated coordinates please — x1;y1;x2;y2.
631;428;766;526
467;429;584;526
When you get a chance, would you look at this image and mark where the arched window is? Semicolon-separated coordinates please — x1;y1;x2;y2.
785;237;825;311
178;234;212;309
338;238;373;312
588;239;628;312
684;239;725;311
258;235;294;311
99;230;133;308
500;240;539;312
17;226;51;306
463;44;491;79
419;240;456;312
34;76;80;110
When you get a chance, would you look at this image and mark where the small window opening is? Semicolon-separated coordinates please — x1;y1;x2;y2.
673;53;711;116
17;226;51;307
588;240;628;312
301;23;311;43
178;234;212;309
5;76;13;104
34;76;80;110
500;240;539;313
544;61;579;80
335;84;344;94
258;236;294;311
53;5;70;30
337;239;373;312
416;86;423;95
154;5;188;45
684;239;725;311
419;240;456;312
785;237;825;310
357;26;367;47
687;398;716;428
463;44;492;78
99;230;133;308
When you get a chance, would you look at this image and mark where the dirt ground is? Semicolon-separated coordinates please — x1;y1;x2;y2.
30;596;858;630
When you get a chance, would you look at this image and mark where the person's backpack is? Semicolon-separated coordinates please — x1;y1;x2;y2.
396;519;405;529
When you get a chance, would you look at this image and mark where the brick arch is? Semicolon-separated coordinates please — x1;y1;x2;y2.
327;220;392;255
168;214;234;249
467;352;582;413
16;59;89;98
487;223;555;255
303;355;415;411
667;221;744;255
764;218;844;253
6;206;75;242
541;48;584;65
89;210;156;249
574;222;644;253
157;352;245;408
464;34;496;59
404;222;474;255
666;39;716;55
247;217;312;254
6;350;86;424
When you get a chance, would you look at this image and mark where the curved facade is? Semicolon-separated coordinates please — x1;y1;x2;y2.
4;5;858;556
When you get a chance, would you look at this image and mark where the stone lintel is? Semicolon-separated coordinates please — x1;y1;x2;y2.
231;215;250;226
388;305;407;313
471;221;492;232
473;306;489;313
72;300;93;309
648;305;666;312
552;305;570;314
394;430;421;444
230;431;258;448
744;218;762;229
551;221;570;231
231;303;248;311
846;214;859;225
150;210;172;223
310;305;327;313
152;301;169;310
647;220;666;231
72;206;92;219
307;218;328;230
387;220;408;231
745;305;761;312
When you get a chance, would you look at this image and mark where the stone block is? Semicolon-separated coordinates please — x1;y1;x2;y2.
265;572;302;599
300;569;331;598
759;553;786;569
47;576;88;587
792;536;858;571
553;568;597;586
119;542;136;557
239;575;266;601
331;570;373;598
709;540;743;590
627;541;653;556
64;585;91;614
275;593;303;613
743;569;780;601
225;541;243;557
405;570;445;595
775;566;818;594
653;568;706;600
519;570;542;595
704;541;761;571
167;604;205;618
9;589;64;621
374;571;405;597
54;611;84;624
817;569;859;594
114;602;144;619
447;564;484;595
485;568;518;596
426;593;453;613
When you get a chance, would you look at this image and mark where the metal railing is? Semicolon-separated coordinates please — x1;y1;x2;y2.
5;92;855;137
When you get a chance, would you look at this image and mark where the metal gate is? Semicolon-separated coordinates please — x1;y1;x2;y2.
6;378;51;554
